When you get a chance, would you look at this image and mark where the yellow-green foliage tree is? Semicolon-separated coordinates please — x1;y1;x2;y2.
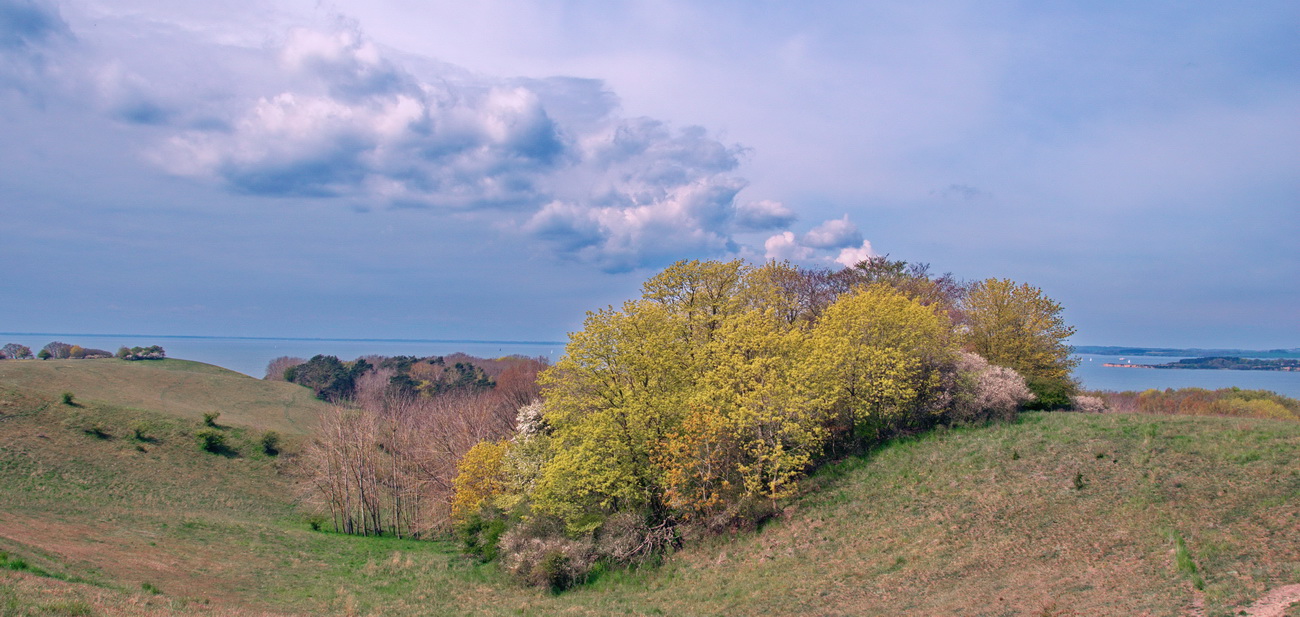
809;284;956;441
525;260;1061;536
962;278;1078;401
450;439;510;522
532;300;691;530
663;309;823;518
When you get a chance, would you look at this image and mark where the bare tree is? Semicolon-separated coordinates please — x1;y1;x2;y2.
264;356;305;380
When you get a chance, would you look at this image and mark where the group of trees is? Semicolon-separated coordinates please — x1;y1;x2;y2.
116;345;165;361
1;343;33;359
0;342;163;361
277;352;524;404
422;258;1077;588
1;342;116;360
293;354;547;537
288;257;1077;589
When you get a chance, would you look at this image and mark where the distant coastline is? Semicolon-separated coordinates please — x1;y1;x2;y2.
0;332;565;347
1101;356;1300;371
1076;345;1300;359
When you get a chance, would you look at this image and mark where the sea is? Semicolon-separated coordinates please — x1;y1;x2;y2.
1074;354;1300;398
3;333;1298;398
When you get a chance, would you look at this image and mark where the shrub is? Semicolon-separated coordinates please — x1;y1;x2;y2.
949;352;1034;423
141;582;162;595
1069;395;1107;413
61;391;75;406
84;424;110;439
131;422;150;441
1023;377;1075;411
202;412;220;427
594;511;676;565
498;528;595;591
195;428;226;453
260;431;281;455
456;510;508;562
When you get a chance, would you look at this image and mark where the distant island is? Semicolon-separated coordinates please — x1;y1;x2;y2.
1102;356;1300;371
1076;345;1300;359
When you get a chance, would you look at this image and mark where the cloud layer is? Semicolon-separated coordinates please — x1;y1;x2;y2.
107;19;861;271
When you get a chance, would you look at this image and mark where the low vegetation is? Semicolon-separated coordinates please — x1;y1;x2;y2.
1095;387;1300;421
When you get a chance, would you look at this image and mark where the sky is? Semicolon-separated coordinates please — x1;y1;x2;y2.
2;0;1297;349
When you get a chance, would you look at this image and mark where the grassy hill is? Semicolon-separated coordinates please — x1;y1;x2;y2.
0;359;333;435
1;360;1297;616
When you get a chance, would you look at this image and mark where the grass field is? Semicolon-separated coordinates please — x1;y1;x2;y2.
0;359;333;435
1;359;1297;616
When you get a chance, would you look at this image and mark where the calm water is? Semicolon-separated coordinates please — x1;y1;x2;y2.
1074;354;1300;397
4;334;1298;398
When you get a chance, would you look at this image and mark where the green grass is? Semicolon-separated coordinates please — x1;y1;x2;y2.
0;358;332;435
1;362;1297;616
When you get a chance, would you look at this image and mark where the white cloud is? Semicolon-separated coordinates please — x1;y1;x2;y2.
834;240;876;267
764;216;875;267
801;214;862;249
763;231;813;262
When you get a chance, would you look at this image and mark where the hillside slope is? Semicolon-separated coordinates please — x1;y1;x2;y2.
0;359;332;434
0;369;1296;616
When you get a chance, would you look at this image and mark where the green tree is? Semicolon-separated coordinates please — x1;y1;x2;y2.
286;355;370;402
665;309;823;515
450;439;510;522
962;278;1078;386
808;284;956;442
533;300;689;530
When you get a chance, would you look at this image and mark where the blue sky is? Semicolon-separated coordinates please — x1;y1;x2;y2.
2;0;1297;348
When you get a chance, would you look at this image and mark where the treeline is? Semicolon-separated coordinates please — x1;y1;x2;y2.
1155;357;1300;371
276;353;547;537
421;257;1085;590
0;341;165;361
1094;387;1299;421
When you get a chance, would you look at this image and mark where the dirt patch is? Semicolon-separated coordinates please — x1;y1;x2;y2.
1242;584;1300;617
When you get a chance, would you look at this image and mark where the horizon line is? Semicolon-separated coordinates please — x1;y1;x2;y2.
0;332;567;346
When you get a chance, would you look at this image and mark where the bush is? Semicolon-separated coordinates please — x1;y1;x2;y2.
949;352;1034;423
1069;395;1107;413
202;412;220;427
594;511;676;565
498;527;595;592
195;428;227;453
1023;377;1075;411
61;391;75;406
260;431;281;455
456;510;508;562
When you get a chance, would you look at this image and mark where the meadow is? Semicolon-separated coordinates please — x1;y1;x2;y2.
1;359;1297;616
